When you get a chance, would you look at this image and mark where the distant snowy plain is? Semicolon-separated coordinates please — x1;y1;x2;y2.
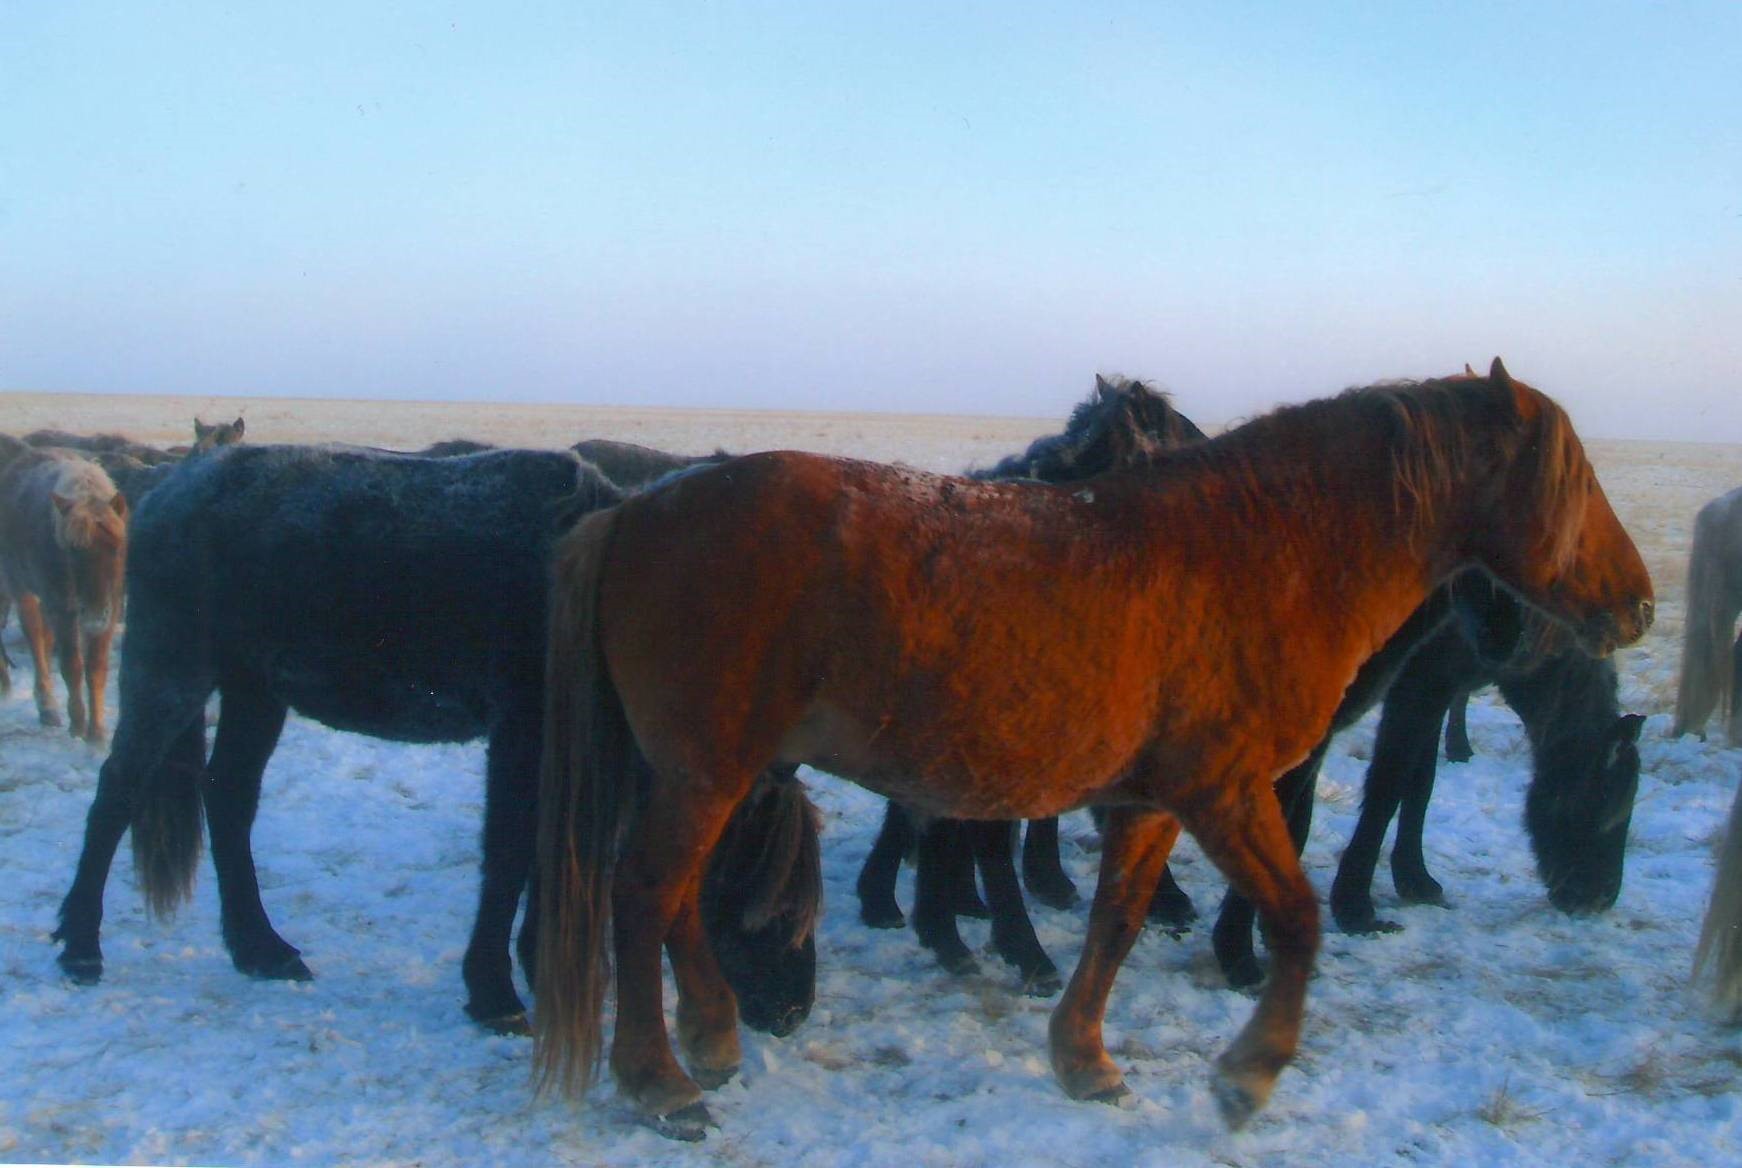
1;412;1739;1167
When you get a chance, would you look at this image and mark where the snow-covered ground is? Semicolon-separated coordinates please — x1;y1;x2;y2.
2;408;1740;1166
3;650;1738;1168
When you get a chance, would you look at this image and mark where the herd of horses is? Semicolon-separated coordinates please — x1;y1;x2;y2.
0;362;1737;1141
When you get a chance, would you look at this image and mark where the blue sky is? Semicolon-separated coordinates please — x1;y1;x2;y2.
3;2;1738;439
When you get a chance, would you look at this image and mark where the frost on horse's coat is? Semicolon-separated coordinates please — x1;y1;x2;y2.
535;361;1654;1139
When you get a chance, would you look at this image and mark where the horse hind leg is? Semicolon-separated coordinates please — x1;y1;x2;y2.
1049;807;1180;1102
463;710;540;1034
969;820;1061;996
51;608;88;738
855;800;914;929
911;819;982;976
1182;785;1320;1129
609;772;756;1139
1021;816;1081;910
55;686;209;983
203;684;306;980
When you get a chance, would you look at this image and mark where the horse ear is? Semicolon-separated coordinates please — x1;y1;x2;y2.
1464;363;1477;377
52;492;76;516
194;419;211;439
1488;357;1512;386
1617;713;1645;743
232;417;245;437
1094;374;1115;401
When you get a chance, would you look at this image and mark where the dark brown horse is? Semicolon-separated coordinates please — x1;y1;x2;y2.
534;361;1653;1138
0;449;129;741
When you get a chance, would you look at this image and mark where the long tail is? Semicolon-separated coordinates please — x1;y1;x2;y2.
1674;508;1738;737
533;505;641;1098
1693;780;1742;1021
131;716;209;918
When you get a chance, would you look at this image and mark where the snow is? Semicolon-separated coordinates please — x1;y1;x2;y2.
3;425;1740;1166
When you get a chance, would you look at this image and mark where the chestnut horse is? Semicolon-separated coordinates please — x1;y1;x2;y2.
534;360;1653;1138
0;449;129;741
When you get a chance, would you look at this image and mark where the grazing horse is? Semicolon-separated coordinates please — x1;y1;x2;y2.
53;446;820;1037
1693;778;1742;1022
534;360;1652;1138
1205;588;1645;986
1673;485;1742;740
0;449;129;741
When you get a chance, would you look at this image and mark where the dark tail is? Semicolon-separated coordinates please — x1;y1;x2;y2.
533;505;642;1098
131;717;209;918
1675;508;1738;737
1694;779;1742;1021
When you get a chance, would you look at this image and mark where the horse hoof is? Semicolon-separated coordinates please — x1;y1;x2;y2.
1022;967;1063;998
859;904;906;930
40;709;62;728
1221;957;1265;992
1211;1073;1263;1130
474;1011;532;1038
1027;879;1080;911
244;955;314;981
1087;1081;1132;1107
644;1101;715;1142
59;956;103;985
937;951;980;978
690;1063;739;1091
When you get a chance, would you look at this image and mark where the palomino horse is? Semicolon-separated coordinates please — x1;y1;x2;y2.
533;360;1653;1138
0;449;129;741
53;446;820;1037
1693;778;1742;1022
1673;485;1742;740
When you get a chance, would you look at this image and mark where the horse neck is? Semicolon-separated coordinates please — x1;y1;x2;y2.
1497;651;1618;759
1134;407;1483;651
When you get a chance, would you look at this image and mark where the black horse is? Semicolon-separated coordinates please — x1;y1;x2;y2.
53;445;820;1036
853;376;1208;991
570;437;729;489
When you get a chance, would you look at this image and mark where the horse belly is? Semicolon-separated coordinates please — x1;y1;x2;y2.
272;659;488;744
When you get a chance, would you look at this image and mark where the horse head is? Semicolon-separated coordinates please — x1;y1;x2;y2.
192;416;246;452
51;487;128;632
1460;358;1653;657
1525;708;1645;914
697;766;819;1037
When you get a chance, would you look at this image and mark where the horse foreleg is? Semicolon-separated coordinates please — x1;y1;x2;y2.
1443;688;1475;761
204;686;305;980
1049;807;1180;1103
465;712;540;1034
1391;736;1449;907
970;819;1060;996
80;626;114;743
1184;788;1319;1129
1022;816;1081;909
17;594;61;727
51;608;87;738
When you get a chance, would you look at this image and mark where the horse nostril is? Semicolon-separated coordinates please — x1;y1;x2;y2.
1636;598;1655;632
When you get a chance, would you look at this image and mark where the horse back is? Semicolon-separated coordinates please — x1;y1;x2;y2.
129;445;612;740
597;451;1200;816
